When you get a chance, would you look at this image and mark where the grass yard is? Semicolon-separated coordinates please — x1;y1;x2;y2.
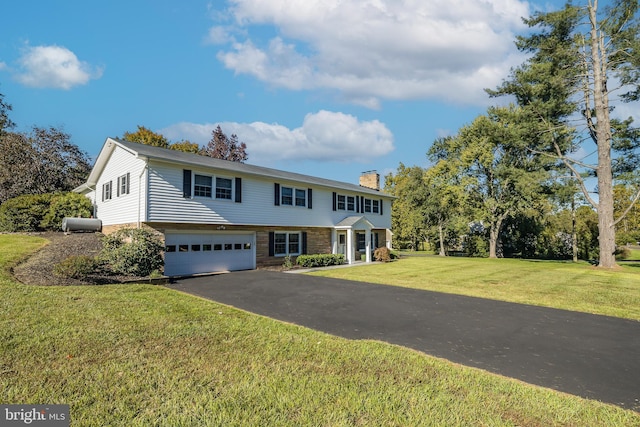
1;235;639;426
310;255;640;321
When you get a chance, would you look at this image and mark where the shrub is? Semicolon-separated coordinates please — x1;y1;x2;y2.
41;192;93;230
296;254;345;268
373;246;391;262
54;255;97;279
0;193;55;232
99;228;164;276
282;255;294;270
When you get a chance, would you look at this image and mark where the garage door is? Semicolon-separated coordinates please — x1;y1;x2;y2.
164;232;256;276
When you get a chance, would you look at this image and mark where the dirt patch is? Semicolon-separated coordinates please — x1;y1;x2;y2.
12;232;146;286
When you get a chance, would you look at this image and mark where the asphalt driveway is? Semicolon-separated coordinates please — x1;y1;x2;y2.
167;270;640;411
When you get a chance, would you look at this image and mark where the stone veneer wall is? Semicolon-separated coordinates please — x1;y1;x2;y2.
109;222;333;268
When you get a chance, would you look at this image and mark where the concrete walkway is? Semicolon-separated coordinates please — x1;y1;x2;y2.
167;270;640;411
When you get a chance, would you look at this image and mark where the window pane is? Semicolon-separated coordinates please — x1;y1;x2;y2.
244;243;251;250
347;196;355;211
179;245;189;252
275;233;287;255
165;245;176;252
224;243;233;250
295;189;306;207
192;244;201;251
373;200;379;213
281;187;293;205
364;199;372;213
337;195;346;210
234;243;242;250
194;175;212;197
216;177;232;199
214;244;222;251
289;233;300;254
203;244;212;251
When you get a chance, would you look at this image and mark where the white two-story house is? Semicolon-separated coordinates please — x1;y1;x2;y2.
74;138;394;276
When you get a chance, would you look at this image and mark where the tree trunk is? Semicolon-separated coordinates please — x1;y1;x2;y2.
438;223;446;256
589;0;617;268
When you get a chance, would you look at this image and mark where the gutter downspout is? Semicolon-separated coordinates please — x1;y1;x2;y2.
137;161;148;229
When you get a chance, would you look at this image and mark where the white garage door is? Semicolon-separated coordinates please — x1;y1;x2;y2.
164;232;256;276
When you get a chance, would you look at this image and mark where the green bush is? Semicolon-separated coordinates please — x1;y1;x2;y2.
41;192;93;230
0;193;55;232
54;255;98;279
296;254;345;268
0;192;92;232
373;246;392;262
99;228;164;277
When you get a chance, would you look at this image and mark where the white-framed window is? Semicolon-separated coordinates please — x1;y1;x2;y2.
347;196;355;211
102;181;112;201
372;199;380;214
274;232;301;256
215;177;232;200
364;198;372;213
194;174;212;197
337;195;346;210
118;173;130;197
295;189;306;207
281;187;293;205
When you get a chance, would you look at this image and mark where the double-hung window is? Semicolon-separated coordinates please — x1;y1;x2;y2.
215;177;232;200
194;174;212;197
364;198;372;213
372;199;380;214
274;232;301;256
295;189;306;207
281;187;293;205
337;195;346;210
102;181;112;201
347;196;355;211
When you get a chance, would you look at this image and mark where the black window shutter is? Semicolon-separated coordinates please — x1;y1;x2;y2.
268;232;275;256
101;183;105;202
235;177;242;203
183;170;192;198
274;183;280;206
126;172;130;194
332;192;337;211
116;177;120;197
380;199;383;215
302;232;308;254
356;195;360;213
307;189;313;209
361;196;365;212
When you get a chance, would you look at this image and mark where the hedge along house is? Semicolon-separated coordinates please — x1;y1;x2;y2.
74;138;394;276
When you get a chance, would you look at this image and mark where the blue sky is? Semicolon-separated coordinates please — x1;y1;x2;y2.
1;0;575;186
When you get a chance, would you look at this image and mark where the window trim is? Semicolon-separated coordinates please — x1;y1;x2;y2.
280;185;307;207
194;174;213;198
215;176;233;200
273;231;302;257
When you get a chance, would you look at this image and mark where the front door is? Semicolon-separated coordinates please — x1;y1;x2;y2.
337;232;347;256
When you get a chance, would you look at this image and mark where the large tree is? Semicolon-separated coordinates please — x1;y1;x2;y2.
384;164;428;251
202;125;248;163
0;126;91;204
490;0;640;268
0;91;15;136
122;125;170;148
429;107;550;258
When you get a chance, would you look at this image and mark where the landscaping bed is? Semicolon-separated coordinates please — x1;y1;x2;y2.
11;232;148;285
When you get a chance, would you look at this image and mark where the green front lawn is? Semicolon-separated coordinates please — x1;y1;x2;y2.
310;255;640;321
1;235;639;426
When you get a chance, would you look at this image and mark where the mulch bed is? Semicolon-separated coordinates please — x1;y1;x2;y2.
11;232;146;286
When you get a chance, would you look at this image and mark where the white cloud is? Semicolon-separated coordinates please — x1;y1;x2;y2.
211;0;531;107
160;110;394;164
0;61;7;71
15;44;103;89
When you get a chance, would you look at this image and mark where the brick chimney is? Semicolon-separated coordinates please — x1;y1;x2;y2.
359;170;380;191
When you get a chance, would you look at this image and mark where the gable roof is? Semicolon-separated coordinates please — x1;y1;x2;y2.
77;138;394;198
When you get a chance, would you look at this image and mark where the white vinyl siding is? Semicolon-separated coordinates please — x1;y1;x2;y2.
94;146;146;226
144;161;392;229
